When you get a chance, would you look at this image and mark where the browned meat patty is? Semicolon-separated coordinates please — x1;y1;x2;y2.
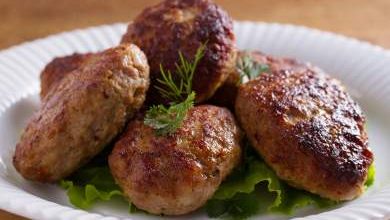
207;66;240;110
121;0;237;104
235;60;373;201
249;51;306;70
209;51;306;109
40;53;92;98
13;44;150;182
109;105;242;215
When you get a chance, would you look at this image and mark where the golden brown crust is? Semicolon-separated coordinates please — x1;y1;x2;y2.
121;0;236;104
13;44;150;182
40;53;92;98
109;105;242;215
235;60;373;201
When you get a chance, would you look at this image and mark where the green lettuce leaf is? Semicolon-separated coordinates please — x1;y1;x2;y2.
59;147;129;209
365;163;375;187
60;166;123;209
59;141;375;218
206;143;338;219
272;186;335;214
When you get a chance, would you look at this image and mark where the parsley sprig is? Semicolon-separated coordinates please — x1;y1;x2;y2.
144;44;206;135
144;92;195;136
155;44;206;103
237;53;269;84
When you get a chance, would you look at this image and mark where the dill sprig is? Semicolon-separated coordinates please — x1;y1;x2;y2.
155;43;206;103
144;92;195;136
237;53;269;84
144;43;206;136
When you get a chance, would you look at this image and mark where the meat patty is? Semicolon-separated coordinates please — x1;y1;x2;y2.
40;53;92;98
209;51;305;109
235;60;373;201
121;0;237;104
13;44;150;182
109;105;242;215
207;66;240;110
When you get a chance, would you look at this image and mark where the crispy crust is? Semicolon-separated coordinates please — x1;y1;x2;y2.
121;0;236;104
235;59;373;201
13;44;150;182
109;105;242;215
40;53;92;98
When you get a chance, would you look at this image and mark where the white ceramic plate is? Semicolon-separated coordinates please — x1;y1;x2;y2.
0;21;389;220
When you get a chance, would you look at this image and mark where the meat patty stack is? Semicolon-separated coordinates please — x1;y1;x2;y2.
13;0;373;216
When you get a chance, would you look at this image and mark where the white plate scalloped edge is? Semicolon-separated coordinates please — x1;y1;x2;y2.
0;21;389;220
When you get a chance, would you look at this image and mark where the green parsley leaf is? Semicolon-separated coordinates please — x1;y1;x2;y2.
237;53;269;84
144;92;195;135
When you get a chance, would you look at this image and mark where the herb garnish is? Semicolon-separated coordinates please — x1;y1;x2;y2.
155;44;206;103
237;53;269;84
144;92;195;136
144;44;206;135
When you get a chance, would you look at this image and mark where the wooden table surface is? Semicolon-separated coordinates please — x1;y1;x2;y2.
1;0;389;219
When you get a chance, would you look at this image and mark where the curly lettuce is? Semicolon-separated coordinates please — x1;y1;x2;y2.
60;166;122;209
59;147;129;210
60;142;375;219
206;143;376;219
